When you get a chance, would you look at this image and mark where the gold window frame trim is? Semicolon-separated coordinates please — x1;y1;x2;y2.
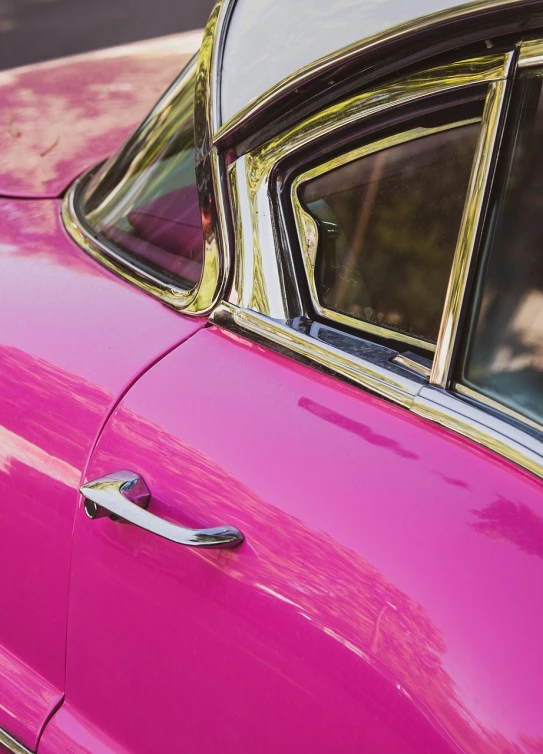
430;76;510;386
225;52;513;322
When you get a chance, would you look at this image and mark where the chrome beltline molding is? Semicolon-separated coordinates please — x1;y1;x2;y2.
413;386;543;478
212;302;423;408
0;727;32;754
213;0;531;142
212;303;543;478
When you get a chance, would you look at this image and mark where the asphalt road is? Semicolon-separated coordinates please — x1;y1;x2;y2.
0;0;215;69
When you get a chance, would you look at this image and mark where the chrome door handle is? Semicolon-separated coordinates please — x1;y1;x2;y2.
80;470;244;549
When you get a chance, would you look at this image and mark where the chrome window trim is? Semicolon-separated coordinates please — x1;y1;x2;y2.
212;302;426;408
291;117;481;353
430;76;510;386
62;60;229;316
413;385;543;477
192;2;542;478
392;353;432;378
0;727;32;754
63;175;197;311
444;37;543;446
226;53;512;321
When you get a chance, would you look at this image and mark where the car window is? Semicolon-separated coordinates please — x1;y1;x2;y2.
81;60;202;289
295;113;483;349
461;69;543;429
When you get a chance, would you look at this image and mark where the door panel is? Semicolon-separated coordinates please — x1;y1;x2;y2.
50;326;543;754
0;199;203;749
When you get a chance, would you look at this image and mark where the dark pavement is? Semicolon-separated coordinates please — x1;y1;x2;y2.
0;0;215;69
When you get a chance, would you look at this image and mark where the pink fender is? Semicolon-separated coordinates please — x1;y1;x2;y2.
0;198;204;749
0;31;201;198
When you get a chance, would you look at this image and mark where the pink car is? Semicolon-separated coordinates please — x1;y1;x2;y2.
1;0;542;752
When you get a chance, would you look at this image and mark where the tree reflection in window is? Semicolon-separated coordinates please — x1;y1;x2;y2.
300;121;482;345
463;71;543;428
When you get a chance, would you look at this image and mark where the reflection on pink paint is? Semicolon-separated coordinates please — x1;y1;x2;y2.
470;497;543;559
0;196;204;747
58;327;543;754
0;643;62;750
0;31;202;197
0;424;79;484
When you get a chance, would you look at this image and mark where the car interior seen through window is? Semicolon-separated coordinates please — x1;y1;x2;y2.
82;64;203;290
297;112;483;348
463;69;543;429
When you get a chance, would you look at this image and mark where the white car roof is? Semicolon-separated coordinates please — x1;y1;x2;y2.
220;0;476;126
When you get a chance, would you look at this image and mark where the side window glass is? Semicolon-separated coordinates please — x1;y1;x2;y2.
81;62;202;289
294;112;483;350
461;70;543;428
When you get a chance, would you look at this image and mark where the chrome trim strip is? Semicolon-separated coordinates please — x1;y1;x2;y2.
227;156;291;316
291;118;481;353
226;53;511;321
189;147;231;314
228;160;254;310
455;382;542;435
0;727;32;754
413;385;543;477
194;1;218;158
430;72;512;386
212;303;543;478
210;1;237;138
212;302;424;408
214;0;526;142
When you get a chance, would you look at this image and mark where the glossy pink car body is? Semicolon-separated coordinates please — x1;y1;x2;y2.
0;3;542;754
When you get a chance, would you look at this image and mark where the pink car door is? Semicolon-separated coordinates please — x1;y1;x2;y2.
39;326;543;754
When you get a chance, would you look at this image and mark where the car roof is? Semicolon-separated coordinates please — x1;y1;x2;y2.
220;0;479;126
217;0;543;140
